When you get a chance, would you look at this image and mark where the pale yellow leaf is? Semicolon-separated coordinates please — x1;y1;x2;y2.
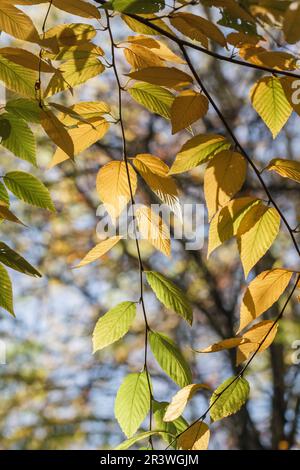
197;337;246;353
42;23;97;48
204;151;247;221
237;203;280;277
45;58;105;97
124;44;165;70
171;91;208;134
164;384;209;422
178;422;210;451
266;158;300;183
238;269;293;333
96;161;137;221
49;118;109;167
133;154;181;219
124;36;184;64
250;76;292;138
52;0;101;19
169;134;230;175
56;101;111;126
75;236;122;268
136;205;170;256
0;1;40;43
208;197;259;257
41;109;75;158
236;320;278;365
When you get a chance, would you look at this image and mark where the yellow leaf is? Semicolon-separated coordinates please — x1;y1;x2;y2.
208;197;259;257
55;101;111;126
41;109;75;158
0;47;56;73
0;1;40;43
171;91;208;134
74;236;122;268
237;203;280;277
124;44;165;70
44;58;105;97
239;45;296;71
196;337;246;353
171;12;226;47
122;13;173;36
124;36;184;64
164;384;210;422
96;161;137;221
44;44;104;61
236;320;278;365
128;66;193;90
132;154;181;219
227;32;261;47
250;76;292;138
178;422;210;451
49;118;109;167
204;151;247;221
136;205;170;256
52;0;101;19
169;134;230;175
238;269;293;333
266;158;300;184
43;23;97;48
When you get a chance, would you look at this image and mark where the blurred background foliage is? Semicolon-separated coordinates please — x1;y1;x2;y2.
0;2;299;450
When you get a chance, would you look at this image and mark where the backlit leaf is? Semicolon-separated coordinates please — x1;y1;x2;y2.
0;55;37;98
164;384;209;422
0;1;40;43
266;158;300;183
149;331;192;387
52;0;101;18
177;421;210;451
238;269;293;333
75;236;122;268
237;320;279;365
136;205;170;256
93;301;136;352
237;203;280;277
210;376;250;422
204;151;247;221
97;161;137;222
0;113;36;165
0;242;41;277
4;171;55;212
250;76;292;138
0;263;14;316
146;271;192;325
169;134;230;175
128;82;174;119
115;371;152;438
171;12;226;47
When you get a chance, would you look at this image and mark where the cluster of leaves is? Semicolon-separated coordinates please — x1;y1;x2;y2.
1;0;300;451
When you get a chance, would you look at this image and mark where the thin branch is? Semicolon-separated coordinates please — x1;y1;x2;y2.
105;11;154;450
95;0;300;79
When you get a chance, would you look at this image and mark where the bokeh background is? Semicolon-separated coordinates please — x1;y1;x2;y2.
0;2;299;450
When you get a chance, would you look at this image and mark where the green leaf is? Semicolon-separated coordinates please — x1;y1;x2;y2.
0;263;14;316
106;0;165;13
146;271;193;325
153;401;187;446
0;54;37;98
128;83;174;120
169;134;231;175
0;242;41;277
210;376;250;422
0;114;36;165
149;331;192;387
115;371;152;438
0;182;9;206
115;431;165;450
93;301;136;352
4;171;55;212
5;98;41;123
